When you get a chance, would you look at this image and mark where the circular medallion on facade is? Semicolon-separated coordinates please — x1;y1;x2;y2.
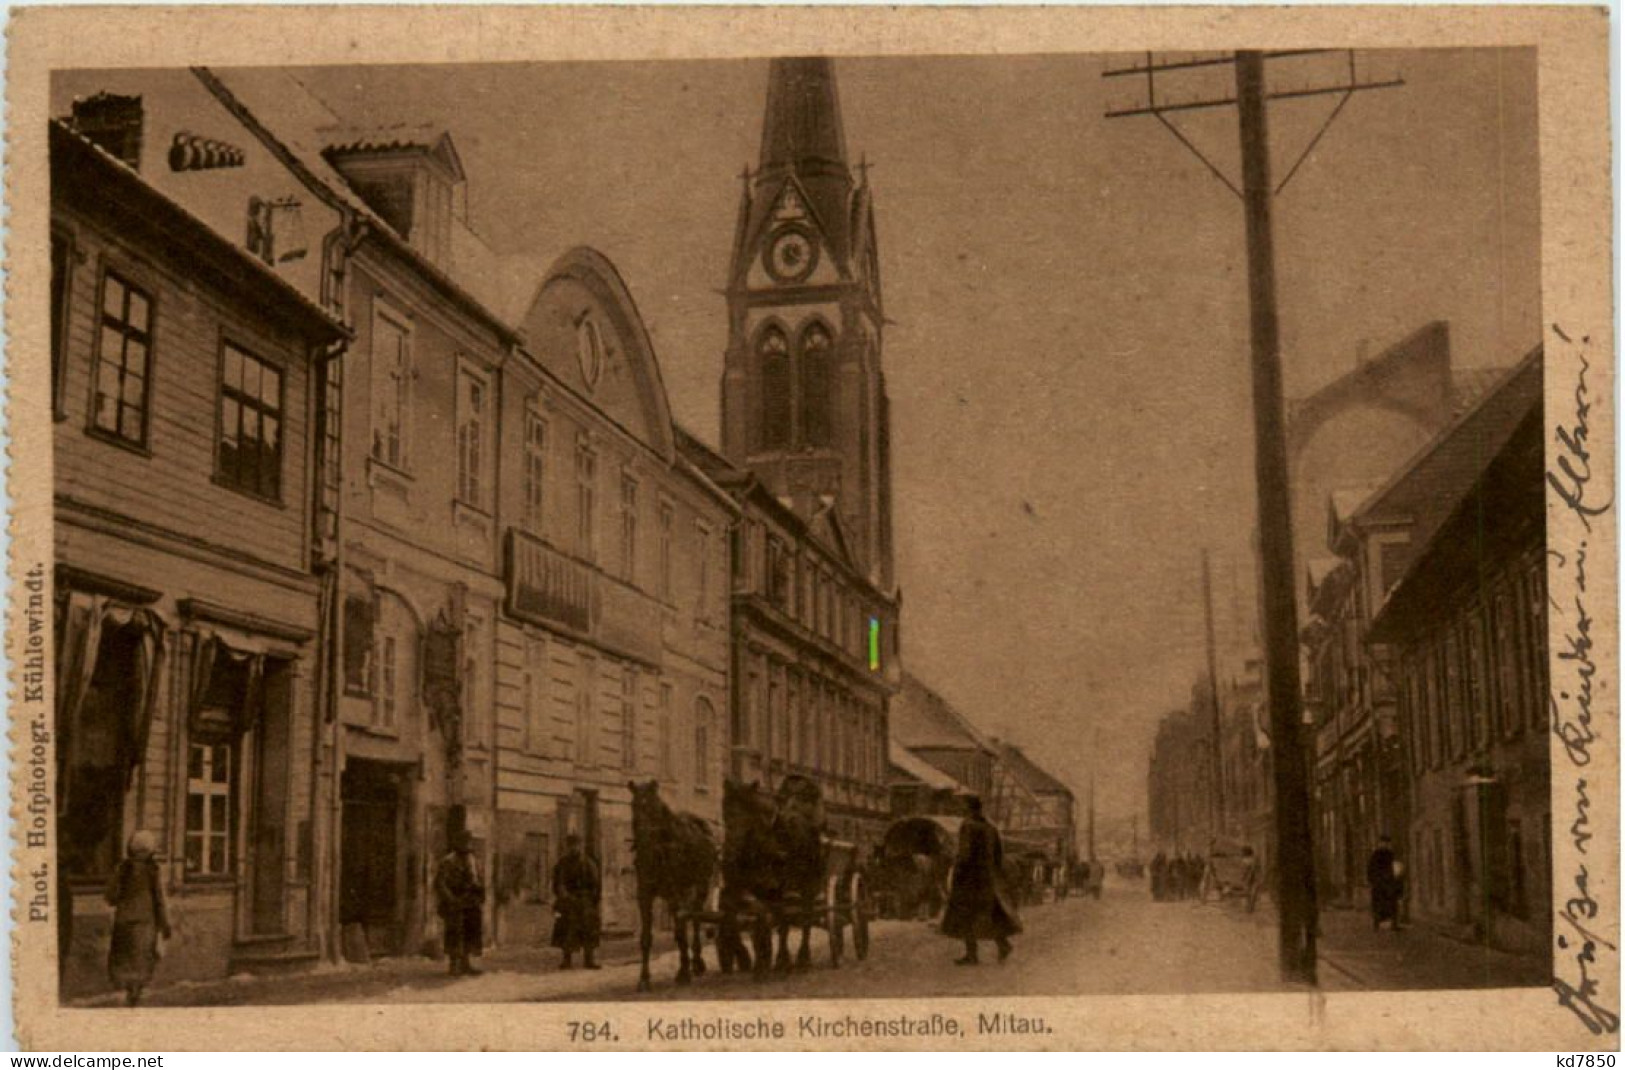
576;315;604;390
765;226;818;284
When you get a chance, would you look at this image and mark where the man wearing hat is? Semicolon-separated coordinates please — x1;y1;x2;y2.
435;829;485;977
940;795;1022;965
551;833;602;969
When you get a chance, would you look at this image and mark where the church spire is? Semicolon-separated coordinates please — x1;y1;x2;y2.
758;57;849;175
722;54;893;589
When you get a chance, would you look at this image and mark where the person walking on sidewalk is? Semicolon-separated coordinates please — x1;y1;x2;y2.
107;830;170;1007
1366;834;1404;932
552;834;602;969
940;795;1022;965
436;830;486;977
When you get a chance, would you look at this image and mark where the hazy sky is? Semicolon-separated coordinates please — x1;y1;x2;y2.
290;50;1540;826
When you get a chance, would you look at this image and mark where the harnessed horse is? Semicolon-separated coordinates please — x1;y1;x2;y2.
628;780;717;991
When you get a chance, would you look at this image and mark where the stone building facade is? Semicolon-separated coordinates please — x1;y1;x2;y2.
491;252;735;941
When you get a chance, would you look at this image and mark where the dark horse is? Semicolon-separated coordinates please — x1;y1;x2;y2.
719;777;828;977
628;780;717;992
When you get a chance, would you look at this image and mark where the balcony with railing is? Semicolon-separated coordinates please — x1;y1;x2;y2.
503;528;663;665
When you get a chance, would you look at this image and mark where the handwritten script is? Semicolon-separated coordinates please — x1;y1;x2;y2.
1547;325;1618;1035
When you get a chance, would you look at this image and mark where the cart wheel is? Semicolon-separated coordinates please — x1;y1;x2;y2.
850;873;871;961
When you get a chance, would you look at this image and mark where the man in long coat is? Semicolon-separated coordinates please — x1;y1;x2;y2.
435;829;486;977
940;795;1022;965
1366;835;1404;931
551;834;602;969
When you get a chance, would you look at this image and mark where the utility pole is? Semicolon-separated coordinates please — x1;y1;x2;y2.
1104;49;1403;985
1234;50;1316;984
1202;548;1225;839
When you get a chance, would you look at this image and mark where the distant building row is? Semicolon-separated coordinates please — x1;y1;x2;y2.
1146;324;1549;959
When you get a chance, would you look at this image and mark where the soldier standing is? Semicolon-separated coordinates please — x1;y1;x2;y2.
940;795;1022;965
551;834;602;969
435;829;485;977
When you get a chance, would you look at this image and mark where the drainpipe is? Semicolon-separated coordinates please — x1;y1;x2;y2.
322;219;366;962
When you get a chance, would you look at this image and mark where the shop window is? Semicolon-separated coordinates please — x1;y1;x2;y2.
59;625;144;881
185;740;234;877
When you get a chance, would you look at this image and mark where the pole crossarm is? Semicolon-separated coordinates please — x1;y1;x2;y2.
1103;77;1405;120
1101;49;1337;78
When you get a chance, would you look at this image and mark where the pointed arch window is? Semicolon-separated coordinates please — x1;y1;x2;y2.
758;327;791;450
799;322;833;447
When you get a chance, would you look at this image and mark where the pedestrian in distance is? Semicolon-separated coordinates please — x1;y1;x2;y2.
1366;834;1404;931
1150;851;1167;901
940;795;1022;966
106;830;170;1007
552;833;603;969
435;829;486;977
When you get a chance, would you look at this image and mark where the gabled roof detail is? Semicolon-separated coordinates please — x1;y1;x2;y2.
321;124;466;181
1348;347;1542;547
891;673;994;754
808;498;860;574
196;67;520;346
991;740;1073;799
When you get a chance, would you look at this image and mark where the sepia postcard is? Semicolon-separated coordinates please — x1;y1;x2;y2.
5;4;1617;1051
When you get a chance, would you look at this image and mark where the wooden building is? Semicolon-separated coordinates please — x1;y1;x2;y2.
51;118;348;995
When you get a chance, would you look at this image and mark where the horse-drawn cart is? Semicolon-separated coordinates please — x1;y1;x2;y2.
634;776;875;988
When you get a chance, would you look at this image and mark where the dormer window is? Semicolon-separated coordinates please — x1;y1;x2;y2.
323;129;465;268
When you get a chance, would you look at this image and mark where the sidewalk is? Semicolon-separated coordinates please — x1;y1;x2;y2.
1223;899;1547;991
67;929;683;1008
1314;906;1547;991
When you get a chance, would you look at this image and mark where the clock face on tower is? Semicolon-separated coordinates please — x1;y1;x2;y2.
764;226;818;284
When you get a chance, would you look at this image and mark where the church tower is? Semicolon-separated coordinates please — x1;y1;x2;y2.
721;57;895;589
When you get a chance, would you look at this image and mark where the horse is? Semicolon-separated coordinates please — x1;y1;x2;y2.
719;779;781;977
769;775;828;971
628;780;717;991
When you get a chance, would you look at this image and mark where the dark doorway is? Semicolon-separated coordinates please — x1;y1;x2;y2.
341;759;406;955
250;661;292;935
